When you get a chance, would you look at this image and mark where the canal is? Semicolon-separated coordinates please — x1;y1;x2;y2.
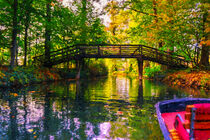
0;76;209;140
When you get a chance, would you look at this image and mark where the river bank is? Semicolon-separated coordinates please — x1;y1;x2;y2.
0;66;66;88
159;70;210;92
0;64;109;88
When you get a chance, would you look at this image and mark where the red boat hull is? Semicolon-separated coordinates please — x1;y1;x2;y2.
155;98;210;140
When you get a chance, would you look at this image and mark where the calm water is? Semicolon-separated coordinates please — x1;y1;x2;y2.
0;76;209;140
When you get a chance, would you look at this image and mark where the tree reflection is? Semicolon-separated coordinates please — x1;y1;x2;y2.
74;80;88;139
23;93;29;140
8;98;18;140
137;79;143;106
43;87;60;139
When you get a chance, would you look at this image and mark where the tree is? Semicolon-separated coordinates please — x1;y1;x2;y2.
199;2;209;68
10;0;18;67
23;0;33;66
44;0;52;65
81;0;87;44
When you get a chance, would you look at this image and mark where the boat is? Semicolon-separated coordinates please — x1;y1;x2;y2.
155;98;210;140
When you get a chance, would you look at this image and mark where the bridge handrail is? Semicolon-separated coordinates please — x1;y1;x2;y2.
33;44;190;67
76;44;186;59
34;44;186;60
33;45;76;60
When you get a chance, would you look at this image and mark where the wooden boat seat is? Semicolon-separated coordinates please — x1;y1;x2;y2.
184;104;210;129
175;103;210;140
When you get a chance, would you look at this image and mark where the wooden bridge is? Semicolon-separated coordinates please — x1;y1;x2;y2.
34;44;189;68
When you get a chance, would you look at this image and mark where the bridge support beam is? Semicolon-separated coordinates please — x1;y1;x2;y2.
137;58;143;79
76;59;84;79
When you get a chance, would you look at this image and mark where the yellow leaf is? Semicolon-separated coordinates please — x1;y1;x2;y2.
28;129;33;133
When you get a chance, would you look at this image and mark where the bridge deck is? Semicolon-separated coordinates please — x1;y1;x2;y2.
34;44;189;68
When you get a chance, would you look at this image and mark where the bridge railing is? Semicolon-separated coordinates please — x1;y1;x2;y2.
33;44;190;68
77;44;140;56
77;44;189;67
33;45;80;65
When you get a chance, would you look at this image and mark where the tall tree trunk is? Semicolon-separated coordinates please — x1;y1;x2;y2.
44;0;51;66
15;42;18;66
153;0;167;70
200;45;209;67
200;11;209;68
152;0;158;23
24;22;28;66
24;2;31;66
10;0;18;67
81;0;87;44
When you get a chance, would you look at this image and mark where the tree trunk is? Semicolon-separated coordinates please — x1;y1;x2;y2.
152;0;158;23
81;0;87;44
24;22;29;66
10;0;18;67
15;43;18;66
200;45;209;68
24;1;31;66
44;0;51;66
199;11;209;68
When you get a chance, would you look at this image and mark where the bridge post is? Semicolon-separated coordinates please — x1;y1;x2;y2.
98;46;100;55
137;57;143;79
76;58;84;79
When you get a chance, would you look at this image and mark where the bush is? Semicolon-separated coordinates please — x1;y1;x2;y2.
0;66;61;87
144;65;161;78
84;60;108;77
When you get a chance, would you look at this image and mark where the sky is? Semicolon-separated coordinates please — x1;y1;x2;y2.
62;0;111;26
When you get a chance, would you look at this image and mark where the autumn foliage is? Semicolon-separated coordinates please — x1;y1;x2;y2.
163;70;210;91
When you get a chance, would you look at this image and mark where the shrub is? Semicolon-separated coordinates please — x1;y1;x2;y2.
144;65;161;78
0;66;62;87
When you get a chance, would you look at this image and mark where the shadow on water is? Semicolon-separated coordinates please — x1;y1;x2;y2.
0;76;209;140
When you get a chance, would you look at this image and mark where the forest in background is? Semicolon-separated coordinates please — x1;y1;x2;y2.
0;0;209;77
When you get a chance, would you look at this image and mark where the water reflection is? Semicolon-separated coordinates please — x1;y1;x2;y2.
0;76;209;140
137;79;143;106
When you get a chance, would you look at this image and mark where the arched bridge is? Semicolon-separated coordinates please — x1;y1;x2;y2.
34;44;189;68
